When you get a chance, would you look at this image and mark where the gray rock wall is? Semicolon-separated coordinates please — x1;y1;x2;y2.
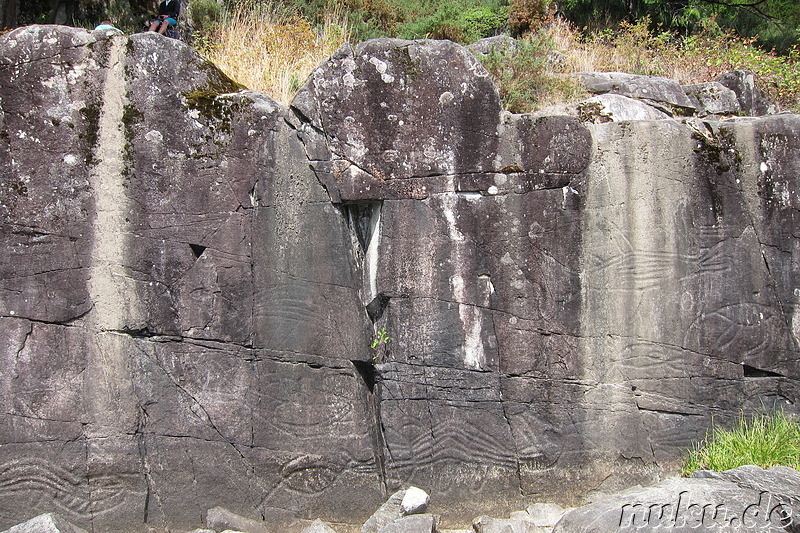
0;26;798;531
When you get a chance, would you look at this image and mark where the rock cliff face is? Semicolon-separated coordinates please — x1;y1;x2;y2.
0;25;798;531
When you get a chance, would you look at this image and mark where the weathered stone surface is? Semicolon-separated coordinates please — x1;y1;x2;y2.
0;25;379;532
300;519;339;533
0;514;88;533
716;69;774;116
292;38;503;200
576;71;695;111
206;507;271;533
692;464;800;506
362;490;406;533
683;81;740;116
1;23;800;533
468;35;517;55
553;467;800;532
576;94;670;122
525;504;568;529
378;514;436;533
473;514;541;533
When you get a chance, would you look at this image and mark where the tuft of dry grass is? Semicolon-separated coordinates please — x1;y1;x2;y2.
197;2;351;105
196;3;798;112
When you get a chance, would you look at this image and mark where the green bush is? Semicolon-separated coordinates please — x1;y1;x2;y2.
396;3;507;43
460;6;508;40
682;411;800;476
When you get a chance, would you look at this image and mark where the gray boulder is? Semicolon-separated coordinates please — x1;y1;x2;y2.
362;490;407;533
468;35;517;55
206;508;271;533
292;38;502;199
378;514;436;533
682;81;740;116
301;520;339;533
401;487;430;515
526;503;569;529
716;69;775;115
692;464;800;507
577;94;670;122
473;513;541;533
576;71;695;112
1;514;87;533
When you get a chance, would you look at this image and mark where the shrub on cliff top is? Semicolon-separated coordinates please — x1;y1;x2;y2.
682;410;800;476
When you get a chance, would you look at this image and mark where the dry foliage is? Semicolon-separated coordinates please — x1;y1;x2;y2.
197;3;351;105
539;17;800;110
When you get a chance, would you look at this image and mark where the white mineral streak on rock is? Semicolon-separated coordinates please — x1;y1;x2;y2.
793;303;800;346
562;185;579;209
86;37;138;432
88;37;134;327
442;192;464;243
443;193;485;370
365;203;382;301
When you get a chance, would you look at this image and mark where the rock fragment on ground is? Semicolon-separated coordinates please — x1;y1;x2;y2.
472;513;541;533
301;519;339;533
525;503;569;529
378;514;436;533
401;487;430;515
362;490;407;533
206;508;271;533
0;514;88;533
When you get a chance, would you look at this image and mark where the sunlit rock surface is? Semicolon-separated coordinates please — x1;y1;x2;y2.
0;25;798;531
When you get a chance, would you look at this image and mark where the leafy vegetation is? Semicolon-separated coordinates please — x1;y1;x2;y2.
682;410;800;476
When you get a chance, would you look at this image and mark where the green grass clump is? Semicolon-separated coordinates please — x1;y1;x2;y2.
682;411;800;476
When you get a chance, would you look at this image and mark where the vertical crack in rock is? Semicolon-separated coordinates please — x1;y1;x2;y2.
343;200;390;491
352;359;387;493
492;309;524;497
136;406;161;527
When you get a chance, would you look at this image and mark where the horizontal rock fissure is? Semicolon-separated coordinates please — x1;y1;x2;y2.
742;364;785;378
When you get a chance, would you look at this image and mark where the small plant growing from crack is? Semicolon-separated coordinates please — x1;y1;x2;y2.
371;327;390;361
